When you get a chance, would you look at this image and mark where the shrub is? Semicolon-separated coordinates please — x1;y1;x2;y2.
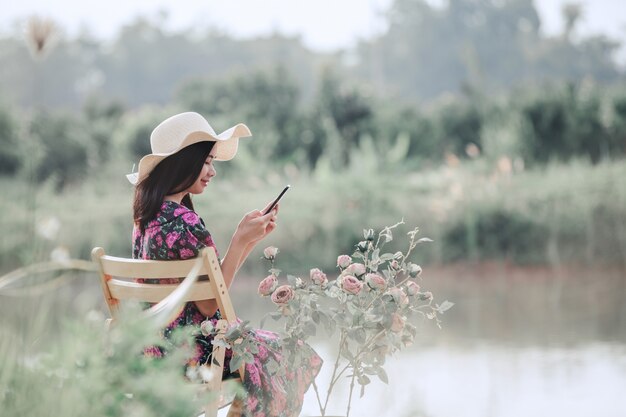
443;208;546;264
30;111;88;190
0;105;22;176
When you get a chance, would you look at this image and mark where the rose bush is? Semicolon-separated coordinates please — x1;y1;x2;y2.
257;222;454;417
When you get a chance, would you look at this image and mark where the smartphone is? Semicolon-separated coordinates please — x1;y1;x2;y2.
264;185;290;215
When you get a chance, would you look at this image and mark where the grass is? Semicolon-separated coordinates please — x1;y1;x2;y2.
1;155;625;275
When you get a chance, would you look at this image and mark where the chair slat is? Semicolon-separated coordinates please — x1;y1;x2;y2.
107;279;216;303
99;256;207;279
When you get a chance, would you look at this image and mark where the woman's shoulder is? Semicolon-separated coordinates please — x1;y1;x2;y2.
163;201;205;230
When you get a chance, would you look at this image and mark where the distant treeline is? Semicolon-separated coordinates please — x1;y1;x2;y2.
1;70;625;191
0;0;623;109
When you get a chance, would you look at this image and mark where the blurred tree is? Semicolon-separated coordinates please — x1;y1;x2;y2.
0;105;21;176
30;111;88;190
177;66;308;163
520;83;612;164
357;0;621;100
314;68;373;166
437;100;483;157
82;95;126;165
562;2;583;40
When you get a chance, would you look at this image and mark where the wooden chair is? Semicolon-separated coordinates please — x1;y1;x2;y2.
91;246;245;417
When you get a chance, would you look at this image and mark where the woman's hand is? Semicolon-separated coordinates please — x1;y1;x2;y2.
233;202;279;246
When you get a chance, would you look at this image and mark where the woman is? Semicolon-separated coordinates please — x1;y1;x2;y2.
129;112;322;417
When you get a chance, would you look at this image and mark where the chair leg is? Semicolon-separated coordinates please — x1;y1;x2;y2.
226;397;244;417
204;399;219;417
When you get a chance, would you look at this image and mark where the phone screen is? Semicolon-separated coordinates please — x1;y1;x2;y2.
264;185;290;215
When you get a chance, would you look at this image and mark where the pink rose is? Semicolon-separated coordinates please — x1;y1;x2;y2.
365;273;386;291
310;268;328;287
337;254;352;269
258;275;277;296
340;275;363;295
271;285;295;306
407;281;420;296
155;234;163;246
263;246;279;260
345;263;366;277
390;313;406;333
389;287;409;306
165;231;180;248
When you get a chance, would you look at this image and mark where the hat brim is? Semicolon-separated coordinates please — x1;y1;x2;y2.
127;123;251;185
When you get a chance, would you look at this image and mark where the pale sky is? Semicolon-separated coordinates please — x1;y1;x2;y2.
2;0;625;52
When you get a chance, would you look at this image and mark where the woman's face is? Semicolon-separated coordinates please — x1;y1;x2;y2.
187;149;217;195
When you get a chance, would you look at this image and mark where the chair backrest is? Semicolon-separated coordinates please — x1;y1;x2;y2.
91;246;236;323
92;246;245;416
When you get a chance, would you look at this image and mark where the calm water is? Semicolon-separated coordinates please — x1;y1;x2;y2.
225;263;626;417
293;343;626;417
3;262;626;417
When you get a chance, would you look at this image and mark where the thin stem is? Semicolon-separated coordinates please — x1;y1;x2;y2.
345;371;357;417
311;378;324;414
322;330;346;415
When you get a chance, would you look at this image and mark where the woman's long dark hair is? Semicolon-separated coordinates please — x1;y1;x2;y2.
133;141;215;232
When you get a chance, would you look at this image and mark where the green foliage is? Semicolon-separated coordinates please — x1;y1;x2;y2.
0;105;21;176
82;95;126;165
520;84;613;164
443;208;545;264
1;304;213;417
29;111;89;190
114;105;175;160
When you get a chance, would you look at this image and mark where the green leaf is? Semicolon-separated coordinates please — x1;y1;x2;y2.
312;310;320;324
437;300;455;313
358;375;371;386
304;321;317;337
377;367;389;384
379;253;394;262
229;354;244;373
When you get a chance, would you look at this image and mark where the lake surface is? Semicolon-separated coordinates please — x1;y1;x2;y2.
294;343;626;417
225;263;626;417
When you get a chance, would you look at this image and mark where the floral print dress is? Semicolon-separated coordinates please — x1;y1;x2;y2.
132;200;322;417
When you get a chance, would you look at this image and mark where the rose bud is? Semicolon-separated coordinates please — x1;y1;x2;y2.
389;287;409;306
390;260;401;271
200;320;215;336
390;313;406;333
263;246;279;260
345;263;366;278
310;268;328;287
365;273;386;291
408;263;422;278
420;291;433;301
364;228;375;241
258;275;277;296
337;254;352;269
271;285;295;306
357;240;369;252
406;281;420;296
340;275;363;295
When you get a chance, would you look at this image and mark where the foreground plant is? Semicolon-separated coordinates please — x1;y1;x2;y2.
258;221;453;417
2;304;215;417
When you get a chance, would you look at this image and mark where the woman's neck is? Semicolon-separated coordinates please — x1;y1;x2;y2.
164;192;186;204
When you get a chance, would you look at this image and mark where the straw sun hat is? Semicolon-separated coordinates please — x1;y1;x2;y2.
126;112;252;185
